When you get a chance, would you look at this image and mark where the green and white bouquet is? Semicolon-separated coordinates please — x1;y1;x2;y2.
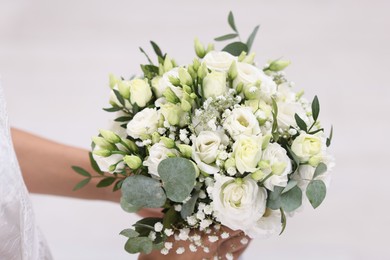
73;12;334;257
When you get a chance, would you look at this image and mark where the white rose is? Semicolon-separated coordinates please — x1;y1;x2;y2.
143;143;178;176
233;135;263;174
212;175;267;234
246;209;282;239
276;101;307;130
192;131;227;174
129;78;153;107
261;143;292;191
92;145;124;173
291;133;323;163
202;51;236;72
126;108;159;139
153;68;184;99
223;107;261;140
202;71;227;99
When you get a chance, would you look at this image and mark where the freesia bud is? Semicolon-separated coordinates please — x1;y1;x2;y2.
206;43;214;53
197;63;208;80
93;149;112;157
168;75;180;86
122;139;138;153
183;85;192;94
160;137;175;149
118;80;131;99
181;99;192;112
269;60;291;71
187;65;197;80
123;155;142;170
193;58;201;71
92;136;115;150
99;129;121;144
179;68;193;86
194;38;206;58
242;52;256;64
228;62;238;80
237;51;247;62
236;82;244;93
163;56;174;72
163;87;180;104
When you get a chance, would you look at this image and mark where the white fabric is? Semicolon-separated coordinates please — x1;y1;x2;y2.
0;84;52;260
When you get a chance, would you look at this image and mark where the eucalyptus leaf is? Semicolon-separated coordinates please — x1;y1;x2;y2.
228;11;238;32
120;229;139;238
246;25;260;52
97;177;116;187
72;166;91;177
280;186;302;212
267;186;283;210
181;190;200;219
286;146;300;168
311;95;320;122
222;42;248;57
158;158;196;202
294;113;307;132
120;197;141;213
282;180;298;194
313;163;327;179
134;218;163;236
214;33;238;41
124;237;153;254
306;180;327;209
73;178;91;191
122;175;166;208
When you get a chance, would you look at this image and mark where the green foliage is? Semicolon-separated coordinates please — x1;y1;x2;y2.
306;180;327;209
326;125;333;147
73;178;91;191
72;166;91;177
279;208;287;235
311;95;320;122
282;180;298;194
114;116;132;122
150;41;164;58
113;89;126;107
181;190;200;219
214;33;238;41
141;64;159;80
124;237;153;254
120;229;139;238
267;186;283;210
122;175;167;208
294;113;307;132
139;47;154;65
89;152;103;175
246;25;260;52
103;106;122;112
158;158;196;202
280;186;302;212
286;146;300;169
163;207;180;229
228;11;237;32
97;177;116;187
222;42;248;57
120;198;141;213
313;163;327;179
271;98;279;141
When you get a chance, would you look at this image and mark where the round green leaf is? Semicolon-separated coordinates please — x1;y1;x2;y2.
120;197;141;213
222;42;248;56
124;237;153;254
281;186;302;212
306;180;327;209
158;158;196;202
121;175;166;208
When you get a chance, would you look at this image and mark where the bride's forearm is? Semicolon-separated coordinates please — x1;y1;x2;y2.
11;128;119;201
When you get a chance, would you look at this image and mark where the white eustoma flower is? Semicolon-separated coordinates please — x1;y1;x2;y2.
202;51;237;72
276;101;307;130
192;131;228;174
129;78;153;107
143;142;178;176
247;209;282;238
232;135;263;174
126;108;159;139
223;107;261;140
152;68;184;99
212;175;267;234
261;143;292;191
202;71;227;99
291;132;324;164
277;82;296;102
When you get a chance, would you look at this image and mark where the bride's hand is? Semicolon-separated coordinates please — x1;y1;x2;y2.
138;226;250;260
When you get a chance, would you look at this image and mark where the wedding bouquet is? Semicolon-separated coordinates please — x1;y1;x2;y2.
73;12;334;257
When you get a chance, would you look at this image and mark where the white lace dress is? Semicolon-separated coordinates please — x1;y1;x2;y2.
0;84;52;260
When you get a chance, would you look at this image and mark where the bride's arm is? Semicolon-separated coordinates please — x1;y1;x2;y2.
11;128;161;217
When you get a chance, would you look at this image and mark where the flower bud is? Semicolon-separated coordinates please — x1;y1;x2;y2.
206;43;214;53
168;75;180;86
123;155;142;170
193;58;201;71
237;51;247;62
296;90;304;99
92;136;116;150
99;129;121;144
179;68;193;86
177;144;192;158
228;62;238;80
224;158;236;170
163;87;180;104
197;63;208;80
258;160;270;170
151;132;160;144
261;134;272;150
93;149;112;157
109;73;119;89
160;137;175;149
118;80;131;99
194;38;206;58
190;93;198;99
108;164;117;172
187;65;197;80
158;63;164;76
183;85;192;94
269;60;291;71
271;162;287;175
236;82;244;93
251;170;265;181
163;56;174;72
242;52;256;64
181;99;192;112
123;139;138;153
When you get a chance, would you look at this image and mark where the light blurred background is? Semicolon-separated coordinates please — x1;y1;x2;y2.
1;0;389;259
